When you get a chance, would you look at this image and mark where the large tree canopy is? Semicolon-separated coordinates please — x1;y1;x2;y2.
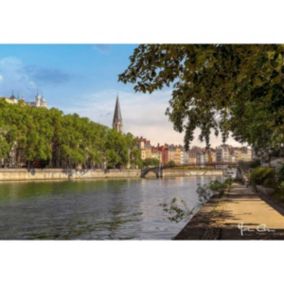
0;99;141;169
119;45;284;153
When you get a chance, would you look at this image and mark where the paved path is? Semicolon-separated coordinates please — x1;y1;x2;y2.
175;183;284;239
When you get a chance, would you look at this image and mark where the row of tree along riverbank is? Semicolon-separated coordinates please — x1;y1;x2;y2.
0;99;141;169
0;168;224;182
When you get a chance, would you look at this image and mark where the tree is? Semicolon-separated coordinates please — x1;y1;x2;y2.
142;158;160;167
0;99;141;169
119;45;284;154
166;160;176;167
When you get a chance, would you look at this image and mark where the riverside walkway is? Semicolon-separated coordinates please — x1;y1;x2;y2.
175;183;284;239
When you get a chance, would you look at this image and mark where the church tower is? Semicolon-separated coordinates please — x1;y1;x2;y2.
112;96;123;132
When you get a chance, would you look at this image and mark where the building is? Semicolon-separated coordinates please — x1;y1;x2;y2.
4;95;18;104
28;94;48;108
1;93;48;108
157;144;169;165
206;148;216;164
175;146;184;165
182;150;189;164
188;150;197;164
233;147;252;162
136;134;252;166
168;145;176;164
216;144;233;163
188;146;203;165
151;146;162;162
112;96;123;132
196;150;206;166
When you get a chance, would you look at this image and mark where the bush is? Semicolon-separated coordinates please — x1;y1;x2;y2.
249;167;276;187
166;160;176;167
250;160;261;168
142;158;160;167
208;180;229;197
208;180;227;192
238;160;261;171
277;164;284;183
279;181;284;191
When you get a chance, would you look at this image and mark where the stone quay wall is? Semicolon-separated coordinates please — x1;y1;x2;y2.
0;168;141;181
0;168;224;182
163;168;224;177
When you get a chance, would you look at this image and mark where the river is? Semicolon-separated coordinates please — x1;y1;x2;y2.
0;176;221;240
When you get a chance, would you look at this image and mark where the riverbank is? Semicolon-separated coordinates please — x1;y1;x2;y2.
175;183;284;240
163;168;223;177
0;168;224;182
0;168;140;181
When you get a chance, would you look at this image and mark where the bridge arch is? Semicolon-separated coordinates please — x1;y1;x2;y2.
141;167;163;178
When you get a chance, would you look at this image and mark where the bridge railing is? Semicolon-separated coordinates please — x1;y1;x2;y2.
160;162;238;169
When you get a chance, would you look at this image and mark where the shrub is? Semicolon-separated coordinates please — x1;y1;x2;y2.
238;160;261;171
249;167;276;187
142;158;160;167
224;178;233;189
277;164;284;183
279;181;284;191
166;160;176;167
208;180;227;192
208;180;228;197
273;181;284;202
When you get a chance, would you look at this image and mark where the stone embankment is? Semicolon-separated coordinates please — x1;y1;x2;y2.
0;168;224;182
0;168;140;181
175;183;284;240
163;168;223;177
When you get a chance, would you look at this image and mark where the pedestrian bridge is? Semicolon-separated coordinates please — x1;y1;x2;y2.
141;163;238;179
141;166;163;178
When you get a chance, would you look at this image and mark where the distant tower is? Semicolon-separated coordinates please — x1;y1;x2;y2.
112;96;123;132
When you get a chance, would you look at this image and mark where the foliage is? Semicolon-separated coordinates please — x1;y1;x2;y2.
279;181;284;191
277;164;284;182
196;183;213;203
209;179;232;196
208;180;227;192
160;197;195;223
239;160;261;171
119;44;284;154
161;179;232;223
142;158;160;167
197;178;232;200
249;167;276;187
0;99;141;169
166;160;176;167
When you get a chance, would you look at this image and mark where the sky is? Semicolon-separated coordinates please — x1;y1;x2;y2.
0;44;242;147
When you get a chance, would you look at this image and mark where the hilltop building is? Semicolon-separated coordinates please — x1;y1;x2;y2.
1;93;48;108
112;96;123;132
4;94;18;104
29;94;48;108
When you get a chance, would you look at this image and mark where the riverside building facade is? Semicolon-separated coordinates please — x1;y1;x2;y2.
136;137;252;166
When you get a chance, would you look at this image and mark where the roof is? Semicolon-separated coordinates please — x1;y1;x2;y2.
113;96;122;124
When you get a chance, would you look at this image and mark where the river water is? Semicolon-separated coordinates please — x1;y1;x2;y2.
0;176;220;240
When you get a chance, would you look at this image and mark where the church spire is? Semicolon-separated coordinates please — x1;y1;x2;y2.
112;96;123;132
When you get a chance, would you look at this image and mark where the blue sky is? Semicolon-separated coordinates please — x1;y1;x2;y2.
0;44;240;146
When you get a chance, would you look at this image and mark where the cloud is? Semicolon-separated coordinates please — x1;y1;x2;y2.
61;89;243;147
0;57;37;98
26;65;71;85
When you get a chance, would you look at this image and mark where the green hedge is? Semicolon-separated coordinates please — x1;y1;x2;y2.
249;167;276;187
277;164;284;183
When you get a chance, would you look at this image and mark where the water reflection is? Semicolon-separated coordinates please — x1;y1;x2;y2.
0;176;220;240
